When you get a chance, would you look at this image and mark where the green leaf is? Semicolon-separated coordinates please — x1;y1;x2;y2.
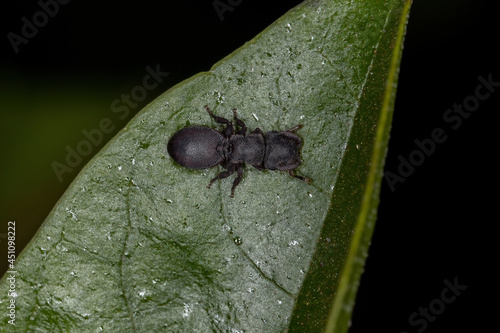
0;0;411;331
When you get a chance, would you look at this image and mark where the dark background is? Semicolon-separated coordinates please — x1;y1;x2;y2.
0;0;495;332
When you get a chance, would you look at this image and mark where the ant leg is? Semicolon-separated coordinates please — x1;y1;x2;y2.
230;164;244;197
205;105;230;124
207;171;233;189
204;105;234;136
287;124;303;132
232;109;247;135
289;169;311;183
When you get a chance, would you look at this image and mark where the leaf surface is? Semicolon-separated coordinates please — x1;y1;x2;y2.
0;1;411;331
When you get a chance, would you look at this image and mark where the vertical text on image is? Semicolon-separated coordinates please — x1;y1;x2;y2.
6;221;17;326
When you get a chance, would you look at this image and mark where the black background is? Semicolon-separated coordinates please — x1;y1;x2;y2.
1;0;496;332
